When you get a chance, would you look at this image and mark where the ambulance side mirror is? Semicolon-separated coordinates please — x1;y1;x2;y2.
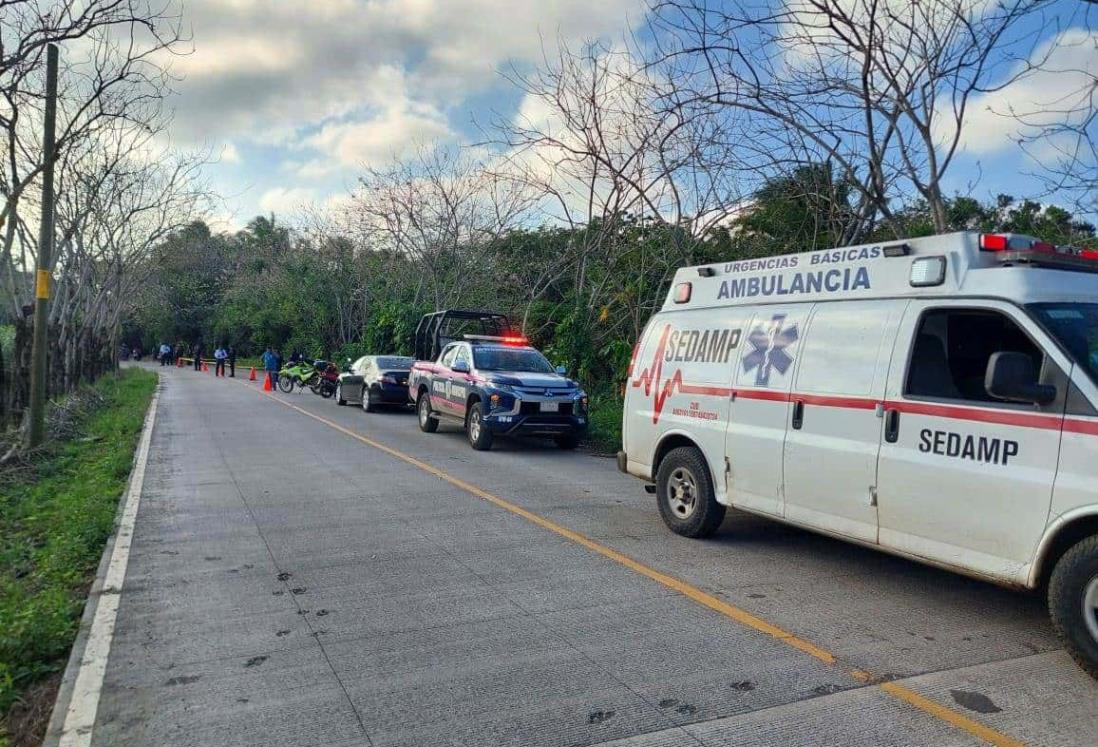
985;352;1056;405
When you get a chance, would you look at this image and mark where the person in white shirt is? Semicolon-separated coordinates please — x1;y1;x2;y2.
159;342;172;366
213;346;228;377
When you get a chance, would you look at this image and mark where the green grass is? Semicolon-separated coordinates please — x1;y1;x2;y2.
586;396;623;455
0;369;156;725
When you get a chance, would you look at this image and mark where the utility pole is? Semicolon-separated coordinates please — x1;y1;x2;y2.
26;44;59;449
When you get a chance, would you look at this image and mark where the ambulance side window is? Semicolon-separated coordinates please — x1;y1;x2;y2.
905;309;1043;404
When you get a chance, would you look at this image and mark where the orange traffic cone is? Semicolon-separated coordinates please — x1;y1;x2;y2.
249;367;256;381
202;361;209;373
263;372;273;392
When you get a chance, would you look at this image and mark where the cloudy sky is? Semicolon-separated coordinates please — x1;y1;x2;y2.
164;0;1094;229
166;0;645;227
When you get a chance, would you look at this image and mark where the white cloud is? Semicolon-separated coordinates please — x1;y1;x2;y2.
219;142;241;164
258;186;317;215
948;28;1098;156
167;0;644;146
163;0;645;221
298;66;454;174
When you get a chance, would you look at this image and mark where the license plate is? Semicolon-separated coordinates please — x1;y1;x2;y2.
541;401;559;413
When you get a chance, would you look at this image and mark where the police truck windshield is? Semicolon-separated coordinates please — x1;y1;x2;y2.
1030;303;1098;384
473;347;555;373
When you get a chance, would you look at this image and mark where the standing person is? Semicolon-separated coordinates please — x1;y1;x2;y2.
228;345;237;378
214;345;227;377
159;342;171;366
262;347;279;389
193;341;204;371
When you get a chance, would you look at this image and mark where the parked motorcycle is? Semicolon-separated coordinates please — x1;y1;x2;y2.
310;361;341;399
277;360;320;393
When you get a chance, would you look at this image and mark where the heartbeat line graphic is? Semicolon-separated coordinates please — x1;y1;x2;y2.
630;325;731;424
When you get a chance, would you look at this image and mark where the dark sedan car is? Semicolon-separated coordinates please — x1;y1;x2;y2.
335;355;415;411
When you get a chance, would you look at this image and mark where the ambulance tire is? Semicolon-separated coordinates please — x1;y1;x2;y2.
417;392;439;433
655;446;725;538
1048;534;1098;679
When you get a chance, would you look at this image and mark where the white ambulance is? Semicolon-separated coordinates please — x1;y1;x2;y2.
618;231;1098;676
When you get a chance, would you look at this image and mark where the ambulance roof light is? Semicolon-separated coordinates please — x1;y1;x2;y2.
979;233;1010;251
989;239;1098;274
697;266;717;277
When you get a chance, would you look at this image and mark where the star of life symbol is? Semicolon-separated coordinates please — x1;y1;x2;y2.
743;313;798;386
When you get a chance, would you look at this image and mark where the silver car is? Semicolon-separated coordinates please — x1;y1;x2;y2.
335;355;415;410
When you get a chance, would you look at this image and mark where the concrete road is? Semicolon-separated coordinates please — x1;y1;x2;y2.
71;366;1098;746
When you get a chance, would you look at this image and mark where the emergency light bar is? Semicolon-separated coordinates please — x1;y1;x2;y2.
463;334;529;345
980;233;1098;273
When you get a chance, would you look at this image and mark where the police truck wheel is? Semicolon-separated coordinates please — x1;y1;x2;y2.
335;383;346;405
467;402;493;451
1048;535;1098;679
417;393;439;433
277;376;293;393
655;447;725;538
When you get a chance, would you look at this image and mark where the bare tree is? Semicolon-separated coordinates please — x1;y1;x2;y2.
492;40;745;341
344;146;539;310
0;0;203;423
1009;17;1097;217
649;0;1059;236
1;0;186;316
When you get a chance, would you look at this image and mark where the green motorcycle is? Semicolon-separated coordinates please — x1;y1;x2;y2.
277;360;319;393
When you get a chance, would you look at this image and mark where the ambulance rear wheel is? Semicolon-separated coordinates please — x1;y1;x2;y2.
655;447;725;538
1048;534;1098;679
417;393;439;433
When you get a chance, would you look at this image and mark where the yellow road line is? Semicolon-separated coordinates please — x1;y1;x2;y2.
250;385;1026;747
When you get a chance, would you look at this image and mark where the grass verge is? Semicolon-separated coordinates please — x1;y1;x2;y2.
0;368;156;747
586;395;623;455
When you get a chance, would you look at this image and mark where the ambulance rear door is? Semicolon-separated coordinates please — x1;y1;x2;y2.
782;299;906;543
725;307;810;517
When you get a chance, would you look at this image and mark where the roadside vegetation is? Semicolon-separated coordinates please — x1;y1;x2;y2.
127;189;1095;452
0;368;156;747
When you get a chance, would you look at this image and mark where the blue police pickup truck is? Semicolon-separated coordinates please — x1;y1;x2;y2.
408;319;588;450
